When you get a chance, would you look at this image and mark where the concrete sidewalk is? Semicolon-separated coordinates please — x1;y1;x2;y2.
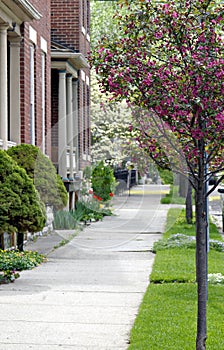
0;184;170;350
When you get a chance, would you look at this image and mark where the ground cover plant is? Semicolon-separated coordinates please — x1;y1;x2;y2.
128;209;224;349
0;250;46;283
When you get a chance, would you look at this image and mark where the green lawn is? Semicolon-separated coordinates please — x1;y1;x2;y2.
128;284;224;350
128;209;224;349
164;208;222;240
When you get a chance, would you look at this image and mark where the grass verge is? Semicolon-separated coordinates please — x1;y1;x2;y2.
128;209;224;349
160;185;186;205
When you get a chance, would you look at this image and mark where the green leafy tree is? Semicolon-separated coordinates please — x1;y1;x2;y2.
90;0;119;49
7;144;68;210
0;150;46;251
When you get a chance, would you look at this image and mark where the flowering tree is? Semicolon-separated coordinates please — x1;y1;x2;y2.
91;0;224;348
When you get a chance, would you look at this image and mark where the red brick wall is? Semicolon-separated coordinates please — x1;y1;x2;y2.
51;0;88;52
20;0;51;156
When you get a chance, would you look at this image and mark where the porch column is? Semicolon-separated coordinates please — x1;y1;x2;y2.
0;25;9;149
58;70;67;179
72;79;79;171
67;74;73;178
10;38;21;144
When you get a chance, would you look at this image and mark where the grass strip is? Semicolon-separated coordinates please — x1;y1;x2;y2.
128;284;224;349
128;209;224;349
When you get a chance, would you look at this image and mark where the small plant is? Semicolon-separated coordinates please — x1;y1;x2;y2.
152;234;196;252
53;210;77;230
209;240;224;252
208;273;224;285
0;270;20;284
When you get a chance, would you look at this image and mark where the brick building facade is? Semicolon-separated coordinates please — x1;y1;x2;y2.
0;0;91;212
20;0;52;155
0;1;91;247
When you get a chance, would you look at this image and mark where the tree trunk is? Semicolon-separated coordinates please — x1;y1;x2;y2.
186;179;193;224
178;173;188;197
195;182;207;350
17;232;24;251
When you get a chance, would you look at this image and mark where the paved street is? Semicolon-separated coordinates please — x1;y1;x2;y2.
0;184;170;350
209;187;224;235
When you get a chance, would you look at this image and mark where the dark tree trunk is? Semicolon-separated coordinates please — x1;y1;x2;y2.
17;232;24;251
186;179;193;224
195;159;208;349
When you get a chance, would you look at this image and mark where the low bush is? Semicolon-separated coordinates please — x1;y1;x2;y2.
91;161;117;202
158;168;173;185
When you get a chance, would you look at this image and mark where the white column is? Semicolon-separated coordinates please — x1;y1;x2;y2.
58;70;67;179
72;79;79;171
67;74;73;178
0;25;9;149
10;37;21;144
30;45;35;145
41;53;46;154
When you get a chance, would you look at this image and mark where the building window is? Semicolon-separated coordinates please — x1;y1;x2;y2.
82;0;85;28
87;0;90;36
30;44;35;145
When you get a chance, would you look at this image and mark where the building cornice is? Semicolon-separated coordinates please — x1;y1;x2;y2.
51;52;89;70
13;0;41;20
0;0;41;24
